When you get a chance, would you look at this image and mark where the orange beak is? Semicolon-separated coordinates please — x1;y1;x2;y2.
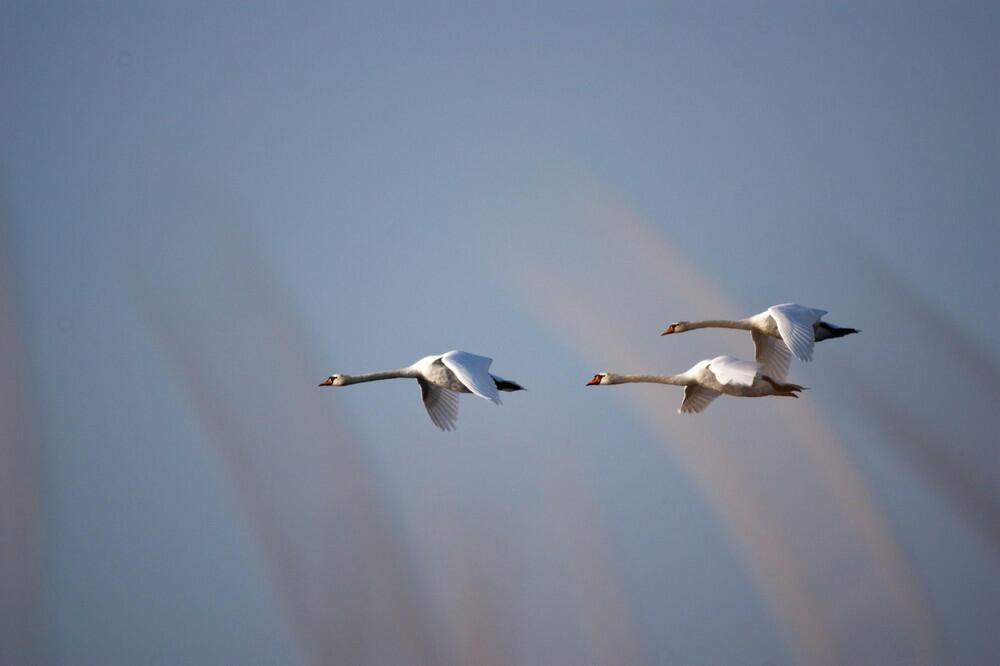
660;324;676;336
586;375;602;386
318;377;333;387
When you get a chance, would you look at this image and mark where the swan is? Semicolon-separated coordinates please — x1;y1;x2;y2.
585;355;805;414
318;350;524;431
660;303;858;380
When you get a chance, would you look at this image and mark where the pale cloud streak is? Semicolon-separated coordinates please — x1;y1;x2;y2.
498;174;940;664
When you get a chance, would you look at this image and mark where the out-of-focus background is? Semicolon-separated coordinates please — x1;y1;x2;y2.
2;3;998;665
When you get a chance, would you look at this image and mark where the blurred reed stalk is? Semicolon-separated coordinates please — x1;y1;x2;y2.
0;208;44;666
133;225;441;666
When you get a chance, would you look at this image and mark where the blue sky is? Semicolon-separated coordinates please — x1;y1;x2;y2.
2;2;998;665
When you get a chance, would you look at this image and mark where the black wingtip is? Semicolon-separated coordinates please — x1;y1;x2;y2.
817;322;860;340
493;378;525;391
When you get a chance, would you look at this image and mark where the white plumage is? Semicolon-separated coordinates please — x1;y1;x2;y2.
767;304;827;363
319;350;523;431
661;302;858;380
587;354;804;414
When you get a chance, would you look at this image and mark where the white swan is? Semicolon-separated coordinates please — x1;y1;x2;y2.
319;350;524;431
586;355;805;414
660;303;858;380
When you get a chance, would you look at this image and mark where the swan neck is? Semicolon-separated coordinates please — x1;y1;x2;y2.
686;319;752;331
342;369;413;384
609;373;687;386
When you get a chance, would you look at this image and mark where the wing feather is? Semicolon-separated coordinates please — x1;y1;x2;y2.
752;330;791;381
440;350;501;404
419;379;460;431
768;304;823;362
707;355;760;386
679;385;722;414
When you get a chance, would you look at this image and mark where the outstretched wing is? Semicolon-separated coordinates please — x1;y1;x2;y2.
768;303;825;362
707;355;760;386
418;379;460;431
679;384;722;414
440;350;501;404
752;330;791;381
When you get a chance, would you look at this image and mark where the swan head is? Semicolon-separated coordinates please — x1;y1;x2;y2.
586;372;611;386
319;374;347;387
660;321;688;335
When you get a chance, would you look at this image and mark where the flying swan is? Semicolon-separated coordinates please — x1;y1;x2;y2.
585;355;805;414
319;350;524;431
660;303;858;381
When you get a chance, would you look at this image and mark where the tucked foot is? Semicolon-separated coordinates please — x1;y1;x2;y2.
761;375;807;397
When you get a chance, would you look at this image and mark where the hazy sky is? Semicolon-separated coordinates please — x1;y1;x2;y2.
2;2;998;665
